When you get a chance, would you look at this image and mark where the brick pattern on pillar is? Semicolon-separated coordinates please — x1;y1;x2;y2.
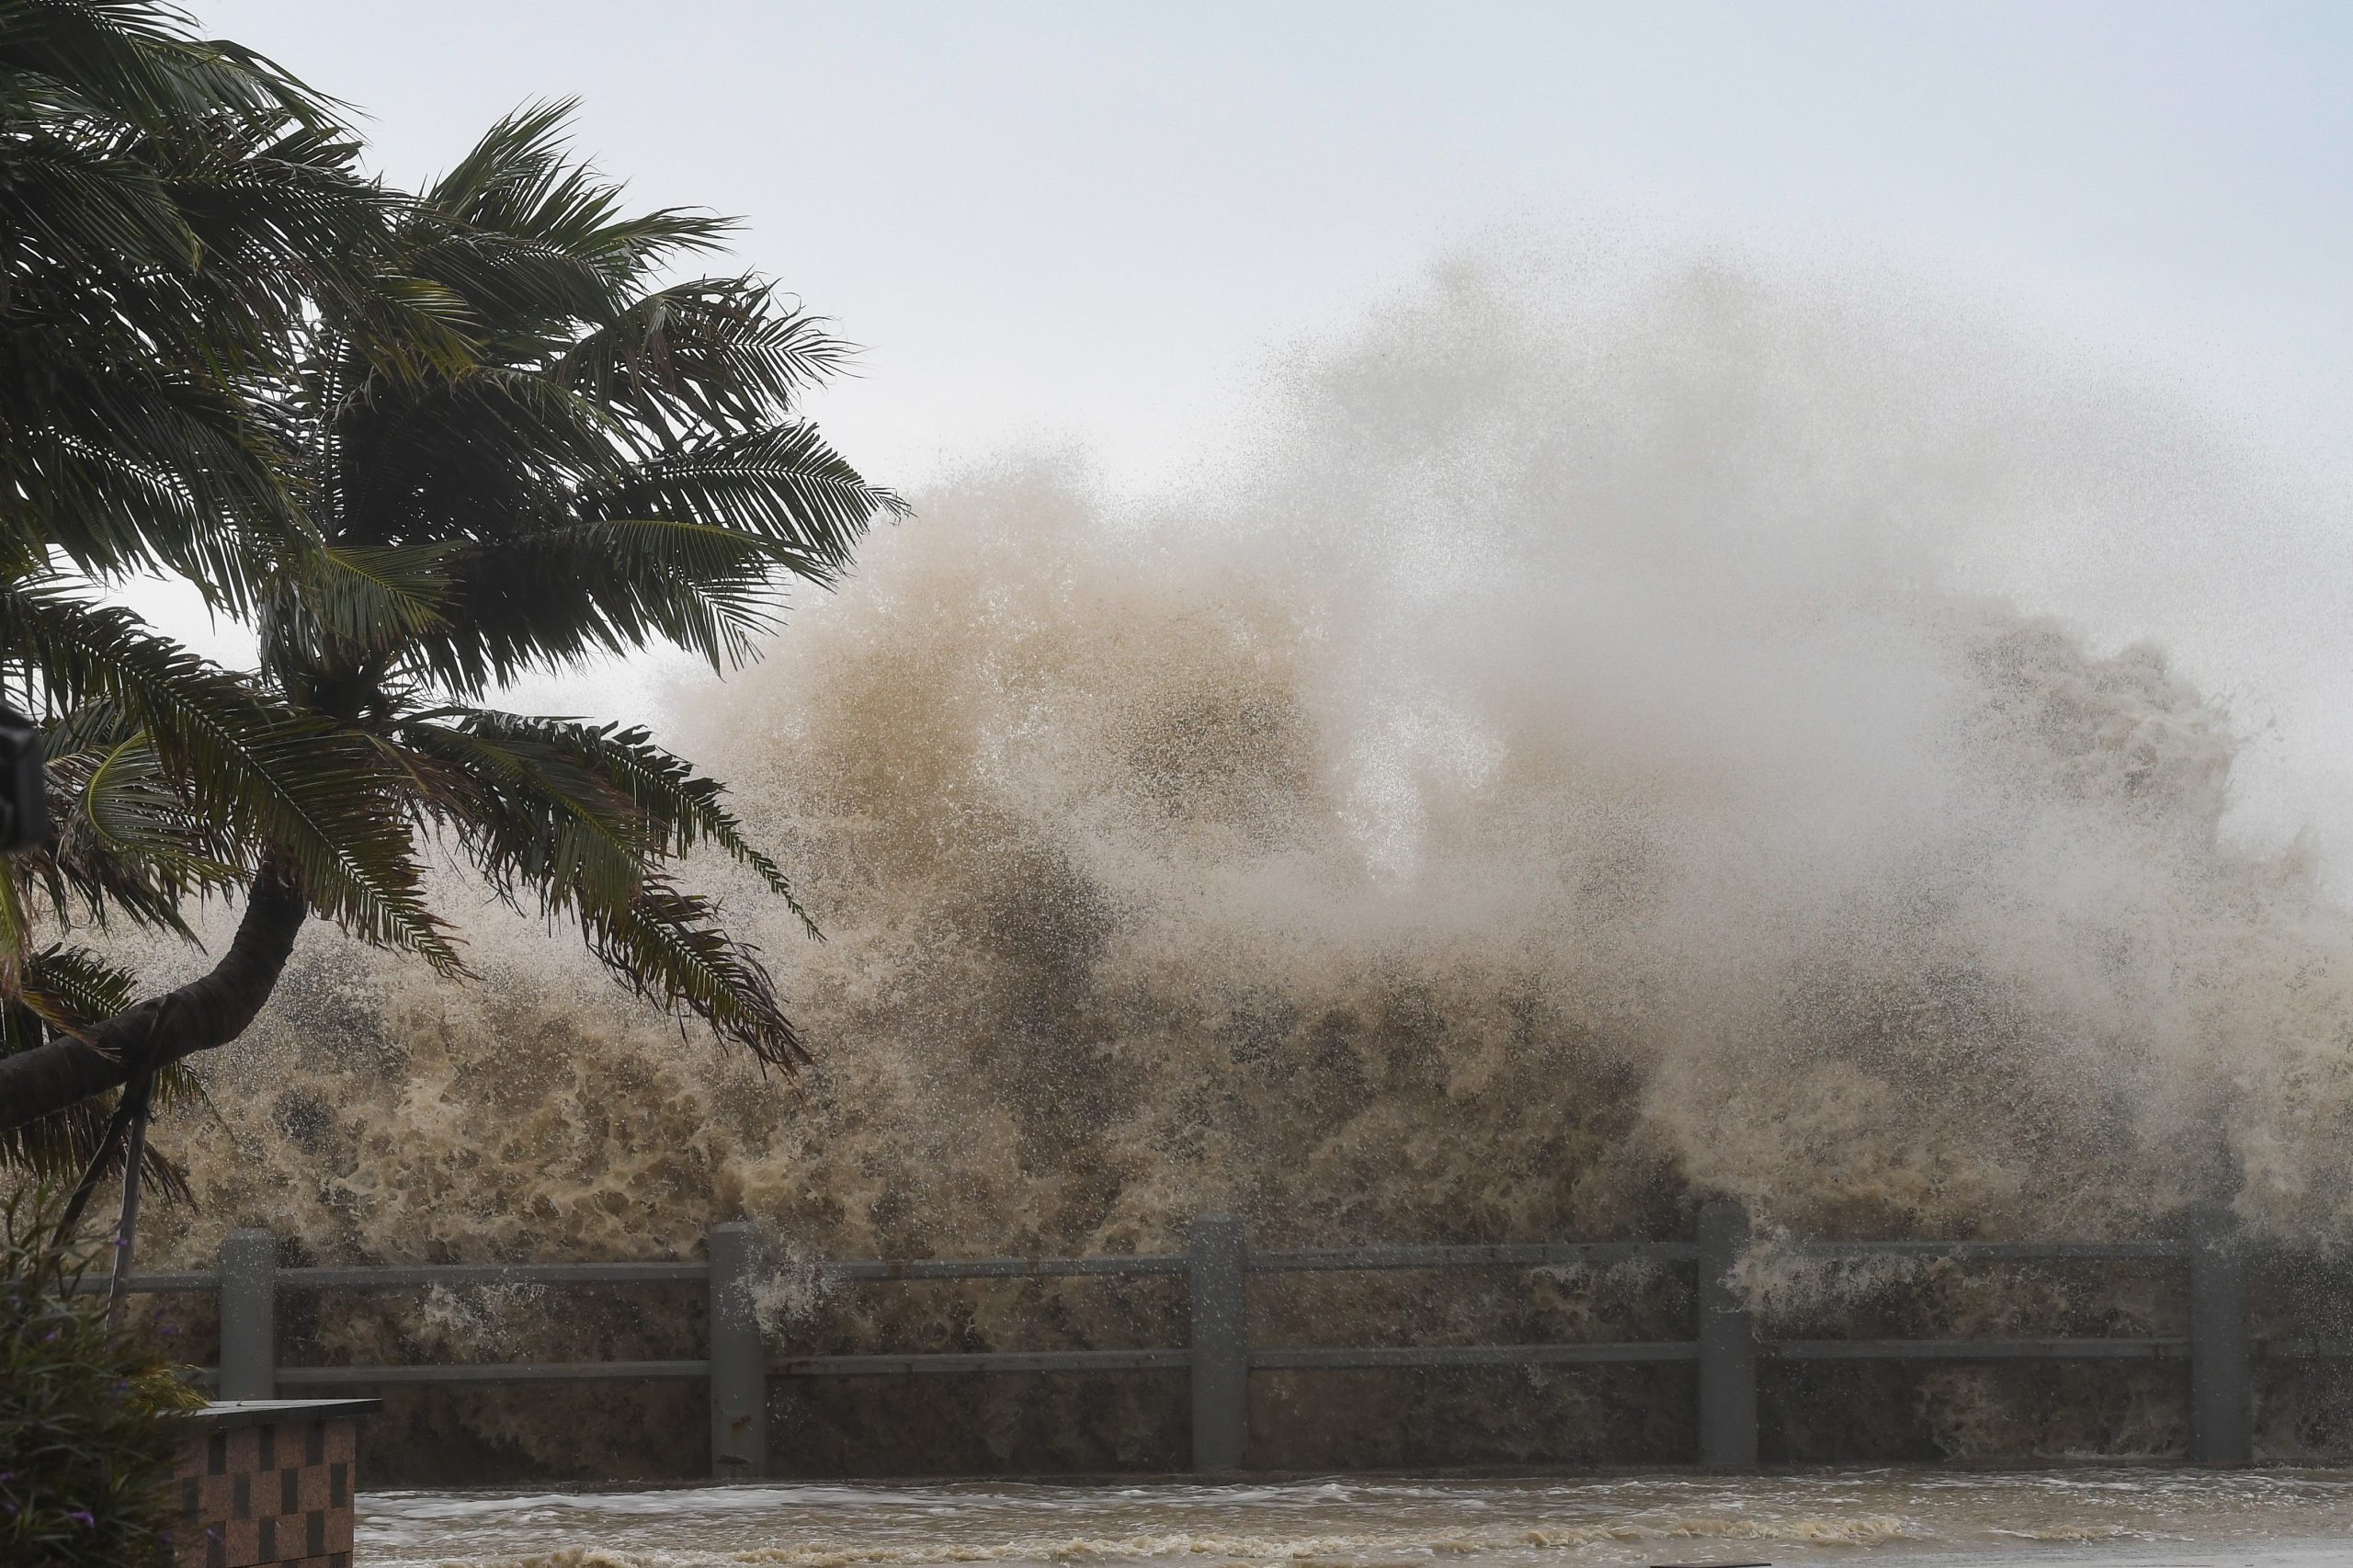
173;1415;358;1568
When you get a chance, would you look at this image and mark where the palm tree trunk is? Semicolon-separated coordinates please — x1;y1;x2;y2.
0;863;306;1133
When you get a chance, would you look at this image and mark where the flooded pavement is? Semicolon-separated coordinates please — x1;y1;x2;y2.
361;1467;2353;1566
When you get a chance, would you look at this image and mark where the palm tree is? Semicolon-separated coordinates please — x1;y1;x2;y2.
2;0;400;602
0;103;903;1137
1;1;463;1176
0;579;450;1149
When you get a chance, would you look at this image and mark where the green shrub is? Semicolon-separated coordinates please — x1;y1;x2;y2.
0;1193;196;1568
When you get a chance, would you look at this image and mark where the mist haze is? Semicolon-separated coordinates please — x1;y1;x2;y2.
127;253;2353;1470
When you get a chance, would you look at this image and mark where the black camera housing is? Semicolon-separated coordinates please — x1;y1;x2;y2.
0;705;46;853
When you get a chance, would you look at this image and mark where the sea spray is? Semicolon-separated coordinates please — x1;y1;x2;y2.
123;257;2353;1475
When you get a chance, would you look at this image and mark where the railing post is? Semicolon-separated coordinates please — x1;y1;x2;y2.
2188;1203;2251;1468
1696;1198;1757;1469
1188;1213;1249;1471
218;1228;277;1401
708;1221;767;1480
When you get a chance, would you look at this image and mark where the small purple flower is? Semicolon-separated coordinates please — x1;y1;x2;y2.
67;1509;94;1528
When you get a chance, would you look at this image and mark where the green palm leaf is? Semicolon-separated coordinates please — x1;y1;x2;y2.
390;713;650;916
440;710;819;937
583;880;802;1066
578;422;905;583
2;85;894;1141
416;517;799;691
0;581;457;968
557;278;857;443
0;944;199;1195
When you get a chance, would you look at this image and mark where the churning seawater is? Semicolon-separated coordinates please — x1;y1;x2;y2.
362;1470;2353;1568
126;257;2353;1475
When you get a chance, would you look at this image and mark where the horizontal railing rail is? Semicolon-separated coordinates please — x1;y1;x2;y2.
1770;1337;2189;1361
1246;1241;1698;1271
95;1202;2281;1477
1782;1239;2191;1261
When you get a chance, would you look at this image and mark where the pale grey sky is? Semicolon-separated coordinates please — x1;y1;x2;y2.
160;2;2353;868
198;0;2353;486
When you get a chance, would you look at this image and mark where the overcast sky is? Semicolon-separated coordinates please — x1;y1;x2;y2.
197;0;2353;485
167;2;2353;859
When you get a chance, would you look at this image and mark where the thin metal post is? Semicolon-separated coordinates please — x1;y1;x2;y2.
104;1070;154;1331
2188;1204;2251;1468
1188;1213;1249;1471
1697;1198;1757;1469
218;1228;277;1400
708;1221;767;1479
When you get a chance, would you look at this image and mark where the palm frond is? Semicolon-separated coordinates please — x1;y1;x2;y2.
416;517;802;692
29;701;218;936
261;542;457;665
387;713;650;918
0;943;197;1199
438;709;818;937
557;278;856;444
424;100;731;278
383;712;808;1061
0;581;459;969
583;879;802;1066
1;0;342;131
578;421;905;585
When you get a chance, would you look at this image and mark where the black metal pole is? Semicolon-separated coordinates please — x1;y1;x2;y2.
57;1084;141;1237
104;1068;153;1331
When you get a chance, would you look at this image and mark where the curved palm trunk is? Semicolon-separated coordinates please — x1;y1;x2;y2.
0;864;306;1133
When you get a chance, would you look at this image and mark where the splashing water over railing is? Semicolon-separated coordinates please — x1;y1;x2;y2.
101;1202;2326;1479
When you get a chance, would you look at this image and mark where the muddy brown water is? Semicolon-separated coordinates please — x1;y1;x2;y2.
362;1468;2353;1567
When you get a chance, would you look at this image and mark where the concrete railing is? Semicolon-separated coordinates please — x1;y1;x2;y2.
98;1200;2290;1476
